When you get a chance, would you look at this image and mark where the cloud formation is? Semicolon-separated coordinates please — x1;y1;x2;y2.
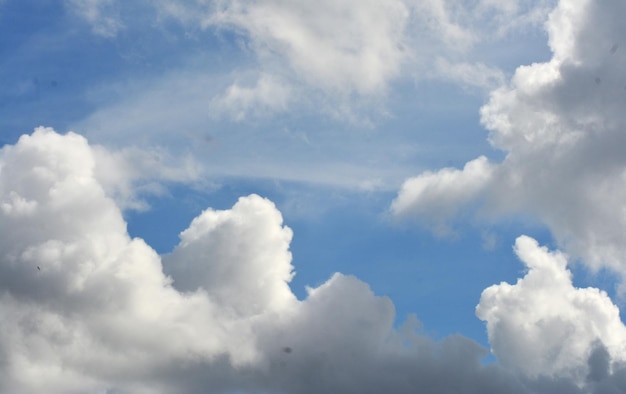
0;128;472;392
2;128;626;393
391;156;495;235
392;0;626;279
207;0;410;96
477;236;626;379
62;0;554;120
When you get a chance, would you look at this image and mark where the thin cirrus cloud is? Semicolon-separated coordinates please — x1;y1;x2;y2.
392;0;626;280
2;127;626;393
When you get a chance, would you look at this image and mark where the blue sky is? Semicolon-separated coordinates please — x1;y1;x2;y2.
2;1;626;393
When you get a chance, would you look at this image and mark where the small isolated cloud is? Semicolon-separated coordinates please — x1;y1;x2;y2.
393;0;626;280
391;156;495;235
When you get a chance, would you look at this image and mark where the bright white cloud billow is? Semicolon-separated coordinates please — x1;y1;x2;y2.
393;0;626;279
162;193;297;316
477;235;626;380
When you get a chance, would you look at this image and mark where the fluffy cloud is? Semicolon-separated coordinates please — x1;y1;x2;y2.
477;236;626;380
189;0;553;99
162;193;297;316
0;128;262;391
393;0;626;278
0;128;501;393
4;128;626;393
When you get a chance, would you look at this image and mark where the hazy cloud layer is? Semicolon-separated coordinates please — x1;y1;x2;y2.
392;0;626;278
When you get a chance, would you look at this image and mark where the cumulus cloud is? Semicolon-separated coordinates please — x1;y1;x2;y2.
3;128;626;393
477;235;626;380
1;127;525;393
393;0;626;279
0;128;262;391
162;193;297;316
0;128;482;393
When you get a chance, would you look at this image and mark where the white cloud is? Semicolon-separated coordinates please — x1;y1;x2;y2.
62;0;554;122
1;128;529;393
393;0;626;279
4;128;626;392
391;156;495;235
0;128;264;392
477;235;626;380
203;0;553;100
162;194;297;316
207;0;411;96
210;73;292;121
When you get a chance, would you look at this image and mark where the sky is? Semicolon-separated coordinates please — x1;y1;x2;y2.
1;0;626;393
